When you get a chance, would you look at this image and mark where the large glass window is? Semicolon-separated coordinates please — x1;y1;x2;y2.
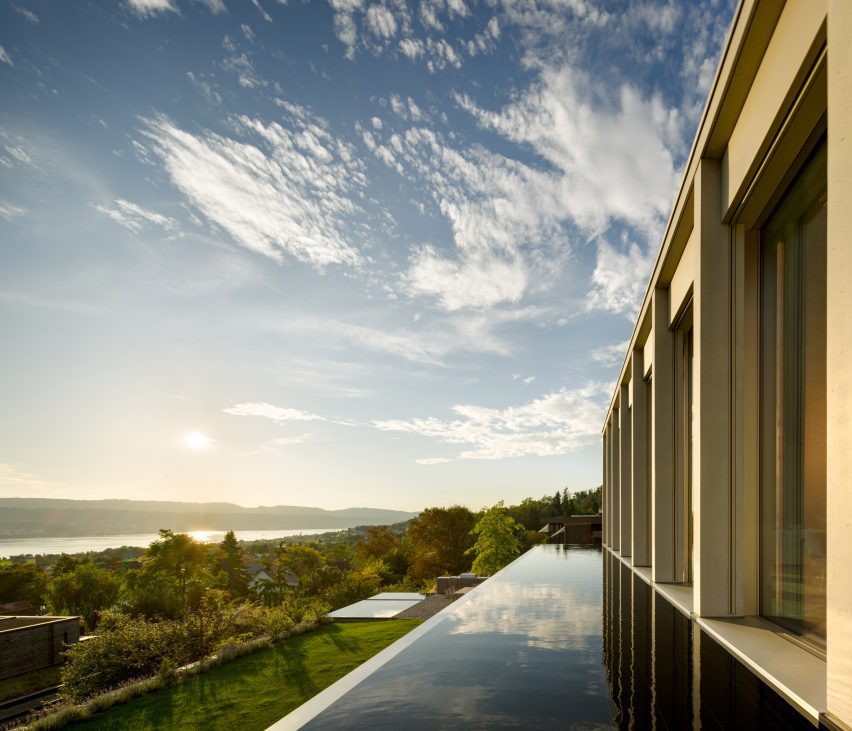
674;309;694;584
759;140;827;647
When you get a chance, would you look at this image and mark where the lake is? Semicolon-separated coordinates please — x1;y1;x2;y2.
0;528;341;558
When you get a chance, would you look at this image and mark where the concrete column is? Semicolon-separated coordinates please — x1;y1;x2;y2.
619;383;632;557
826;0;852;724
694;158;732;617
631;349;650;566
652;287;675;582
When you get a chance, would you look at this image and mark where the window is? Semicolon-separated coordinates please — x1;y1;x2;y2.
674;307;694;584
759;140;827;647
644;374;653;565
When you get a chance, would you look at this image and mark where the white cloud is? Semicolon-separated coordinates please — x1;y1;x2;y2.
408;248;528;311
456;65;679;238
251;0;273;22
398;38;424;59
13;4;40;23
258;306;542;366
221;35;266;88
0;46;13;66
366;5;397;39
329;0;364;59
586;236;655;317
370;116;383;130
416;457;452;465
94;198;178;233
368;125;571;311
223;402;325;422
590;340;630;369
373;382;609;460
199;0;227;13
0;202;26;221
126;0;177;17
186;71;222;104
0;464;59;490
139;110;366;268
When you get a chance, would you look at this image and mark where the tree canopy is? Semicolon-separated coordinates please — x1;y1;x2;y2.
467;502;525;576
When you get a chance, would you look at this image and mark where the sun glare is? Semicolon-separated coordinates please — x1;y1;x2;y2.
183;431;212;450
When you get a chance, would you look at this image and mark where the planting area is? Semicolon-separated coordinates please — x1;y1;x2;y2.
66;620;419;730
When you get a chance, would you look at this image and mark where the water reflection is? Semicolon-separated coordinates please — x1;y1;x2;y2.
602;551;816;730
287;547;818;730
300;545;614;730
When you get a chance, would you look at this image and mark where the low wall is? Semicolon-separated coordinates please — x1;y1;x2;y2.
0;616;80;680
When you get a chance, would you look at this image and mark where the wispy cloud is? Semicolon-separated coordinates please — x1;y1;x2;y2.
263;306;544;366
0;202;26;221
223;402;325;422
373;382;610;460
590;340;630;369
199;0;227;13
0;464;62;491
585;235;655;318
251;0;273;23
416;457;452;465
0;47;13;67
93;198;178;233
362;123;571;311
12;4;40;23
455;66;679;239
126;0;178;18
140;109;366;267
513;374;536;385
327;0;493;71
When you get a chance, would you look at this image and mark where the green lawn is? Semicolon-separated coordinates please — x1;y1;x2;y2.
67;620;420;730
0;666;61;703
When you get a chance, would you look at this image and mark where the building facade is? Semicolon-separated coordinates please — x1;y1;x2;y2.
601;1;852;728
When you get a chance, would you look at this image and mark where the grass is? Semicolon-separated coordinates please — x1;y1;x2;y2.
0;666;61;703
65;620;420;730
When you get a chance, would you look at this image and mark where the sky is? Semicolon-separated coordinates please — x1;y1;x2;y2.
0;0;736;512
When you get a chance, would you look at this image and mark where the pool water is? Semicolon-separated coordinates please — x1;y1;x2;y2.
279;545;815;729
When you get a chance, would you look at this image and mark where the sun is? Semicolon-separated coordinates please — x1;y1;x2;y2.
183;431;212;449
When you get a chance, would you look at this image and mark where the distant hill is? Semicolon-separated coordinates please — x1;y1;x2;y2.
0;498;418;539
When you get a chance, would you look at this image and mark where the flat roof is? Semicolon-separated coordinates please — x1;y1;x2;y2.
327;599;421;620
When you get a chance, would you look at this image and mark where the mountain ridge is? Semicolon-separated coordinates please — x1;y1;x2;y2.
0;498;418;539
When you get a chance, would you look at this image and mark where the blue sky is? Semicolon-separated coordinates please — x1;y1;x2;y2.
0;0;735;511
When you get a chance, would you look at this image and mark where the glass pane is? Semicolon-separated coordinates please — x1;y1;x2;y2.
759;140;827;646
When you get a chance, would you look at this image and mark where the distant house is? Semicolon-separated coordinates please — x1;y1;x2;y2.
246;563;299;592
0;615;80;681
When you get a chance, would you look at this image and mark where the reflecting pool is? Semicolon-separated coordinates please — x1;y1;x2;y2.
275;545;817;729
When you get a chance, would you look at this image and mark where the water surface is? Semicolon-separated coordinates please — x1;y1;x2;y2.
0;528;340;558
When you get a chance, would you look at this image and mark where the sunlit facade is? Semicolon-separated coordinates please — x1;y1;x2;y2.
601;0;852;727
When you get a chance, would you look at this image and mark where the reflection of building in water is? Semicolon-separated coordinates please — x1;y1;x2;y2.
602;554;816;729
537;515;602;545
601;1;852;728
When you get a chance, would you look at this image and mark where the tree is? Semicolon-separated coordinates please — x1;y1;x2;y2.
211;531;249;598
357;526;399;560
123;529;210;618
47;560;119;630
408;506;476;581
0;563;47;606
467;501;525;576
